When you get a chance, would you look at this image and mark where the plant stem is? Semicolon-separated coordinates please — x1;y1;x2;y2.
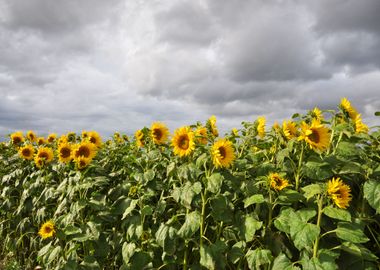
200;190;207;250
313;195;323;258
295;144;304;192
183;241;188;270
267;190;273;229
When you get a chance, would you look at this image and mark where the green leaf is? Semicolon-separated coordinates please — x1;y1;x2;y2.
64;225;82;235
336;141;361;159
301;257;325;270
340;242;378;262
303;161;333;180
130;251;151;269
244;215;262;242
122;242;136;264
122;199;138;220
155;224;177;255
200;245;215;270
80;256;101;269
210;195;234;223
302;184;322;200
336;222;369;243
323;205;351;222
244;194;265;208
143;169;155;182
141;205;153;216
292;223;320;251
206;173;223;194
228;241;246;264
178;211;200;238
272;253;297;270
246;249;273;270
37;242;52;258
374;111;380;116
47;246;62;264
277;189;305;203
363;180;380;214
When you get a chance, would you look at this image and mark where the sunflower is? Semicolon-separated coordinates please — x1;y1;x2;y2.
232;128;239;136
35;147;54;163
26;130;37;142
257;116;266;138
151;122;170;145
211;138;235;168
37;137;47;145
67;132;77;142
75;156;92;170
327;177;352;209
298;120;330;151
18;145;35;160
135;129;145;147
340;97;358;120
72;141;96;161
207;115;219;137
10;131;24;145
87;131;102;148
269;173;289;191
82;130;89;139
272;121;280;131
195;126;208;145
57;142;73;163
58;135;68;144
282;120;298;140
47;133;57;143
38;220;55;239
311;107;324;122
354;114;369;134
172;126;195;157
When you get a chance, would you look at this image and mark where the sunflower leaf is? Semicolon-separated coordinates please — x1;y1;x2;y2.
363;180;380;214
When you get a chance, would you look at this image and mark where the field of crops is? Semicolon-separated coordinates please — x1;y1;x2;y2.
0;98;379;269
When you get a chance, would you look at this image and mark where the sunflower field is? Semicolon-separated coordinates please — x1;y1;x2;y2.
0;98;379;270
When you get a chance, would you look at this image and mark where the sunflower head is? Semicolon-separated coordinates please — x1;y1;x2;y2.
18;145;35;160
38;220;55;239
87;131;102;148
269;173;289;191
75;156;92;170
311;107;324;122
26;130;37;142
354;114;369;134
47;133;57;143
327;177;352;209
72;141;96;161
151;122;170;145
206;115;219;137
282;120;298;140
135;129;145;147
211;138;235;168
298;120;330;151
172;126;195;157
256;116;266;138
67;132;77;142
37;137;47;145
10;131;24;145
57;143;73;163
340;97;358;120
35;147;54;163
82;131;89;139
272;121;280;131
195;126;208;145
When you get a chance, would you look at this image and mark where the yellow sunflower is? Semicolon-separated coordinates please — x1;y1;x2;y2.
75;156;92;170
211;138;235;168
327;177;352;209
135;129;145;147
172;126;195;157
151;122;170;145
195;126;208;145
38;220;55;239
37;137;47;145
34;157;45;169
82;130;89;139
10;131;24;145
58;135;68;144
18;145;35;160
207;115;219;137
340;97;358;120
72;141;97;161
47;133;57;143
87;131;102;148
282;120;298;140
257;116;266;138
57;142;73;163
26;130;37;142
311;107;324;121
35;147;54;163
269;173;289;191
298;120;330;151
354;114;369;134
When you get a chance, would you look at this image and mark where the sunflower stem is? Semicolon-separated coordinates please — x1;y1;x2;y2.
313;195;324;258
295;143;304;192
267;189;273;229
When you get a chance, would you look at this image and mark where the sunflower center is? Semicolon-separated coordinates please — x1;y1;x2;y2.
60;147;71;158
13;137;22;144
272;176;281;186
90;137;97;144
153;129;162;140
308;129;320;143
22;148;31;157
77;146;90;157
44;226;52;233
218;146;226;159
178;135;189;150
39;152;49;159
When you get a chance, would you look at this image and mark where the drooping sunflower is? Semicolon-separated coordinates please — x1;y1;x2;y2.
298;120;330;151
311;107;324;122
282;120;298;140
172;126;195;157
327;177;352;209
135;129;145;147
10;131;24;145
72;141;97;161
269;173;289;191
151;122;170;145
195;126;208;145
211;138;235;168
57;142;73;163
26;130;37;142
340;97;358;120
257;116;266;138
354;114;369;134
67;132;77;142
206;115;219;137
87;131;102;148
37;137;47;145
18;145;35;160
38;220;55;239
75;156;92;170
35;147;54;163
47;133;57;143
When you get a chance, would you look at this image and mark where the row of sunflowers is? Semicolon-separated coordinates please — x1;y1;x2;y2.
0;98;379;269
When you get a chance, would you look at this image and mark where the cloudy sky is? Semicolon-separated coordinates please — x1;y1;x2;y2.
1;0;379;139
